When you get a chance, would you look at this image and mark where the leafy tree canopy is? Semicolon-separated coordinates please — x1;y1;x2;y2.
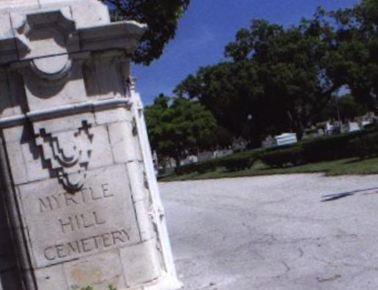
329;1;378;110
177;11;339;140
102;0;190;64
176;2;378;144
145;95;217;166
175;61;269;142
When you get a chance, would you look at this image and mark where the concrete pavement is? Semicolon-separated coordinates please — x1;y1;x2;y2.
160;174;378;290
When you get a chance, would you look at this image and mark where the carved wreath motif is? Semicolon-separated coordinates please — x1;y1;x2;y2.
35;121;93;193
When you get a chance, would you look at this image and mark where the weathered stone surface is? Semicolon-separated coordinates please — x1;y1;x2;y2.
120;239;161;287
0;1;39;11
0;71;14;118
68;0;110;29
0;195;18;272
34;264;68;290
64;249;126;290
126;161;148;202
108;121;143;163
0;0;180;289
95;107;133;125
23;65;88;111
18;165;140;268
33;113;95;134
0;14;13;42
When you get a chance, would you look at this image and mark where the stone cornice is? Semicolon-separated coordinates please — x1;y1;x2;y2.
0;98;132;128
0;8;147;65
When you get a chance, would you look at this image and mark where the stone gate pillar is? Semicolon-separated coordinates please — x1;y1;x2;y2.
0;1;181;289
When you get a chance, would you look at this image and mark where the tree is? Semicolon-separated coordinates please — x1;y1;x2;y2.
145;95;217;168
319;94;370;121
363;0;378;24
325;0;378;112
177;12;341;141
175;62;265;140
176;2;377;147
225;13;342;138
102;0;190;64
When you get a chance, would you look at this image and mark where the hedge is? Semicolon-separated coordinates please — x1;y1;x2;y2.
175;150;261;175
352;131;378;159
261;128;378;168
222;156;256;172
301;132;361;162
260;146;304;168
171;127;378;175
175;159;218;175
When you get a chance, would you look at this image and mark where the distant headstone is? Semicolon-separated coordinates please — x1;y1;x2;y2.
0;1;180;289
274;133;298;146
348;122;361;132
262;135;276;148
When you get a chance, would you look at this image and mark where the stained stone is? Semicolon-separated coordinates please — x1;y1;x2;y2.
0;1;181;289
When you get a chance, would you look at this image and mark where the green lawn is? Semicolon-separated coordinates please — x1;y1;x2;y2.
159;157;378;182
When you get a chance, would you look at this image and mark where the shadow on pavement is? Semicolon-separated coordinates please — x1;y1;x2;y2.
321;186;378;202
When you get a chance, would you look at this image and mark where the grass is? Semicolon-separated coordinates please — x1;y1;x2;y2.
159;157;378;182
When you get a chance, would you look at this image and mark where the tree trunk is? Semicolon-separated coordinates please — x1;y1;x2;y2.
174;156;181;170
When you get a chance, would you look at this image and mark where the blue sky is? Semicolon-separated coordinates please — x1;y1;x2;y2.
132;0;359;105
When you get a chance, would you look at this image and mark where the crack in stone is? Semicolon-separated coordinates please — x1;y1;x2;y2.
317;274;342;283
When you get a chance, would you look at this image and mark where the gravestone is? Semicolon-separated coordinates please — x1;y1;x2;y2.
0;1;181;289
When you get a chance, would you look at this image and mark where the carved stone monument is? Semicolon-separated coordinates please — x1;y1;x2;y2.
0;1;181;289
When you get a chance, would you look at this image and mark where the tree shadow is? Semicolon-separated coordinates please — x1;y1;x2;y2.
321;186;378;202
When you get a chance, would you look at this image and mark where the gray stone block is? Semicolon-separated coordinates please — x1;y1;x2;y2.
86;125;115;170
134;199;155;242
34;264;68;290
5;141;28;185
108;121;143;163
21;139;50;182
18;165;140;268
33;113;96;135
120;239;161;287
0;70;15;119
64;249;126;290
0;0;179;288
95;107;133;125
0;13;13;43
0;1;39;11
3;126;28;143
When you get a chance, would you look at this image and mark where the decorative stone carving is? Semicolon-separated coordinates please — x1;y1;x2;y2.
34;120;93;192
0;1;181;289
12;9;79;73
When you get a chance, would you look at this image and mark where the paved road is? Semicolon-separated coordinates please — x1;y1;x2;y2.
160;174;378;290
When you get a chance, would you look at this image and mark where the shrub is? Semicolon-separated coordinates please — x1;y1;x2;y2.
301;133;359;162
197;160;220;173
222;157;255;171
173;150;262;175
171;128;378;173
175;160;218;175
260;146;304;168
302;128;378;162
175;163;197;175
351;131;378;159
364;122;378;132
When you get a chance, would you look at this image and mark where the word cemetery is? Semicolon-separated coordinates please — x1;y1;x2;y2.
0;1;181;289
